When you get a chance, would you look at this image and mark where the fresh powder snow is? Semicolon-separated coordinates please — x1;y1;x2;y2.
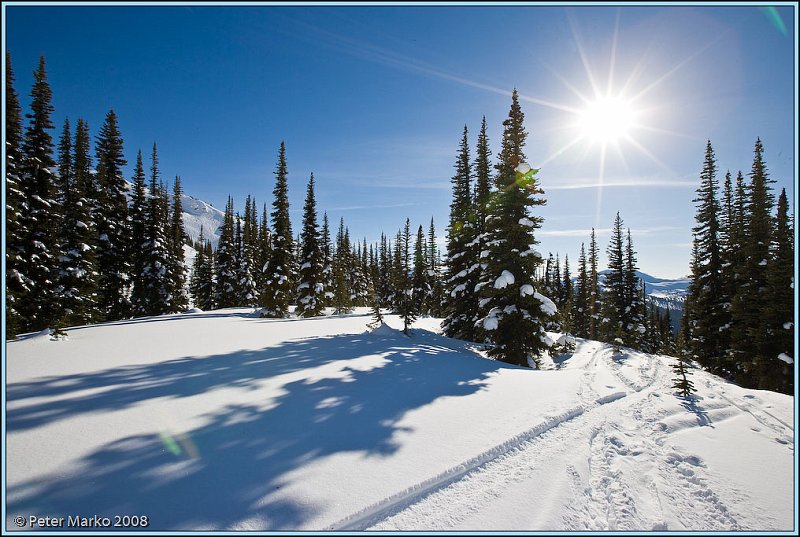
5;310;794;531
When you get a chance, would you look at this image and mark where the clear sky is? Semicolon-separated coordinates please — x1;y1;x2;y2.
5;2;796;279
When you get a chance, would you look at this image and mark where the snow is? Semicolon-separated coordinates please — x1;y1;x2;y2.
493;270;515;289
520;284;534;297
534;292;557;316
5;311;794;531
777;353;793;364
518;217;536;227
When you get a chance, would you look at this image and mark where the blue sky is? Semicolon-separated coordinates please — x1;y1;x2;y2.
5;3;796;278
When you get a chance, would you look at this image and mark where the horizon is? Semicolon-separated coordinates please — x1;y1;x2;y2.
5;2;796;279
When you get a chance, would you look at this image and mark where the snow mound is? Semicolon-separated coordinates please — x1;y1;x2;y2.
494;270;515;289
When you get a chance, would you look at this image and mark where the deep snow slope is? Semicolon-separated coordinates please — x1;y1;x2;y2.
5;310;795;532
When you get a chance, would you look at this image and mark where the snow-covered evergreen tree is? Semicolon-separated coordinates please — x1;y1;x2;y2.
262;142;294;317
475;89;552;367
394;219;416;335
55;118;99;327
426;218;444;316
623;229;645;348
442;125;479;340
128;150;149;314
5;53;28;337
18;56;60;331
255;203;272;306
412;225;431;316
295;173;324;317
167;175;189;312
330;219;352;314
137;145;172;315
215;197;238;308
320;212;334;307
94;109;131;320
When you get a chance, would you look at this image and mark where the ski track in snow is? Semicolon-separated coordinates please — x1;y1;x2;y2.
350;342;776;532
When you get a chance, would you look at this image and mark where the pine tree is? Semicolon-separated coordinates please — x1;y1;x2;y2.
730;139;776;387
412;225;431;316
5;53;28;337
320;212;334;307
476;89;551;366
138;144;172;315
395;219;416;335
588;228;601;340
263;142;294;317
295;173;324;317
167;175;190;312
94;109;130;320
215;197;238;308
762;188;794;393
55;118;99;327
255;203;272;306
378;233;392;308
573;243;590;338
686;141;726;373
561;254;574;335
601;213;627;344
426;217;444;315
332;218;353;314
18;56;61;332
190;227;215;310
624;229;645;348
442;125;479;340
129;150;149;314
672;355;696;398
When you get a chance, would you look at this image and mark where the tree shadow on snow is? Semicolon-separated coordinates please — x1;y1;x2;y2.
7;327;508;530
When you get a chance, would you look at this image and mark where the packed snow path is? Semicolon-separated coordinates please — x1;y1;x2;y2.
5;310;794;531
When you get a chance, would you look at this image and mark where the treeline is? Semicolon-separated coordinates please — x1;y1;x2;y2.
5;54;448;338
6;55;191;337
682;140;794;394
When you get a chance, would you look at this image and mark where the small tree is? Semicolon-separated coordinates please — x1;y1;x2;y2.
672;356;696;398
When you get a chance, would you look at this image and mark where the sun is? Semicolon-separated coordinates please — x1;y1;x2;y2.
578;95;637;144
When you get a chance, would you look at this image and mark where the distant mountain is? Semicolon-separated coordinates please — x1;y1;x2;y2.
182;195;225;248
597;269;689;329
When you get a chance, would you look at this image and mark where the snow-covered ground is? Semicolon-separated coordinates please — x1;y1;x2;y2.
5;310;795;531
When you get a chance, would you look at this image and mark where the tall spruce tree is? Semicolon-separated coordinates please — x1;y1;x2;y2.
94;109;130;320
168;175;189;311
256;203;272;305
730;139;776;387
55;119;98;327
686;141;726;373
442;125;478;340
215;197;238;308
588;228;601;340
5;53;28;337
129;150;149;314
320;212;334;307
601;213;627;345
395;219;416;334
295;173;324;317
623;229;645;348
476;89;551;366
412;225;431;316
573;243;590;338
138;145;172;315
263;142;294;317
332;218;353;314
18;56;60;331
